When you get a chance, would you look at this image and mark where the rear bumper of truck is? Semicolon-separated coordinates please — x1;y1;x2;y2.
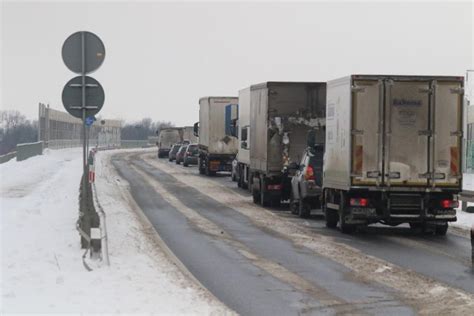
202;153;235;172
345;207;457;225
328;189;459;225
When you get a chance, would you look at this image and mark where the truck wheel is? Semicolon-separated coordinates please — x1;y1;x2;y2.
176;159;180;165
298;198;311;218
435;222;448;236
237;172;242;188
168;157;172;162
183;161;188;167
289;196;298;215
325;209;338;228
241;178;248;190
252;190;260;204
261;191;270;207
260;178;270;207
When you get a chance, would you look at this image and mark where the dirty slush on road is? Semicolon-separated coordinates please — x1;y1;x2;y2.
106;150;474;315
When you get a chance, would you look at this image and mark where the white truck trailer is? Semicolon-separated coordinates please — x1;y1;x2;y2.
157;128;182;158
323;74;464;234
195;97;239;176
249;82;327;206
235;87;251;189
182;126;198;144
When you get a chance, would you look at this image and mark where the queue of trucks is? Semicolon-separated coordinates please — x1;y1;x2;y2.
157;74;465;235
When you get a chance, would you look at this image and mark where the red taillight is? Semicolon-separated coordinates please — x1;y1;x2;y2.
350;198;369;207
267;184;282;191
441;199;458;209
305;165;315;181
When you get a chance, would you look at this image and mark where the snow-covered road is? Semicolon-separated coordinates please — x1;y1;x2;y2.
0;148;228;314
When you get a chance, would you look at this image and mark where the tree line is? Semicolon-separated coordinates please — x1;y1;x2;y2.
0;110;38;155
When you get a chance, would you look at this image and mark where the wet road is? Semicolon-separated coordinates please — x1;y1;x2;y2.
110;151;474;315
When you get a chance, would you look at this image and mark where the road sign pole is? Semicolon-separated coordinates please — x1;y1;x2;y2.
81;31;90;249
62;30;105;252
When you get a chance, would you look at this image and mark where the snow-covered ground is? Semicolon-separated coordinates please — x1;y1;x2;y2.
0;148;228;314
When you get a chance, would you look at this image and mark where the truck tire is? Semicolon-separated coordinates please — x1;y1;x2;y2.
298;198;311;218
252;189;260;204
325;209;338;228
290;196;299;215
435;222;448;236
183;161;189;167
260;178;270;207
237;171;242;188
198;159;205;174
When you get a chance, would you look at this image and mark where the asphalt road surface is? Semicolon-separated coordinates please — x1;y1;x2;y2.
110;150;474;315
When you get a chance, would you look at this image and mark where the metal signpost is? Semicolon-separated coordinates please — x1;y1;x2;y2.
62;31;105;250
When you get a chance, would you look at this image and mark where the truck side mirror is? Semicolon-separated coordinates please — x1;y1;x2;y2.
193;122;199;137
241;141;247;149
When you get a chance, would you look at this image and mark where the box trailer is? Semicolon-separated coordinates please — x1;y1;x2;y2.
182;126;198;144
323;74;464;234
195;97;239;176
235;87;251;189
157;128;182;158
249;82;326;206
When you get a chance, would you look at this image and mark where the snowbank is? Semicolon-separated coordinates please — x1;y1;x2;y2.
0;148;228;314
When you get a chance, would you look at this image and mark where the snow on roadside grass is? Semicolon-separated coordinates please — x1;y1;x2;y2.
1;147;229;314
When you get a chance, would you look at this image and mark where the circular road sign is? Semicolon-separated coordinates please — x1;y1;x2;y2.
62;76;105;119
62;31;105;74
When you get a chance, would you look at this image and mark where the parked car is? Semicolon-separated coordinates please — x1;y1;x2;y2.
290;144;324;218
168;143;182;162
176;145;188;165
183;144;199;167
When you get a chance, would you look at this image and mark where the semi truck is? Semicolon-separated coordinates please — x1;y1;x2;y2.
235;87;251;189
157;128;182;158
195;97;239;176
323;74;464;234
250;82;327;207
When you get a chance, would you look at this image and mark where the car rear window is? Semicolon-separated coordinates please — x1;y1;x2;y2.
188;145;198;152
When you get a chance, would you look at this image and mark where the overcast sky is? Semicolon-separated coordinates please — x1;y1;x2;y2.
1;1;473;126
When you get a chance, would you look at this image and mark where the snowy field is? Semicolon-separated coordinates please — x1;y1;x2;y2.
0;148;228;314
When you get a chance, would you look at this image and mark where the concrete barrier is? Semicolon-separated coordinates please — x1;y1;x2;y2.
16;141;43;161
0;151;17;164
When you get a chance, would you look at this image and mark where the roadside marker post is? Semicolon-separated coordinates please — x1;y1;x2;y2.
62;31;105;252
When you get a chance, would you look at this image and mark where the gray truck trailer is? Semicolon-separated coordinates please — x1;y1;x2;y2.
249;82;327;206
157;128;182;158
323;74;464;234
195;96;239;176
